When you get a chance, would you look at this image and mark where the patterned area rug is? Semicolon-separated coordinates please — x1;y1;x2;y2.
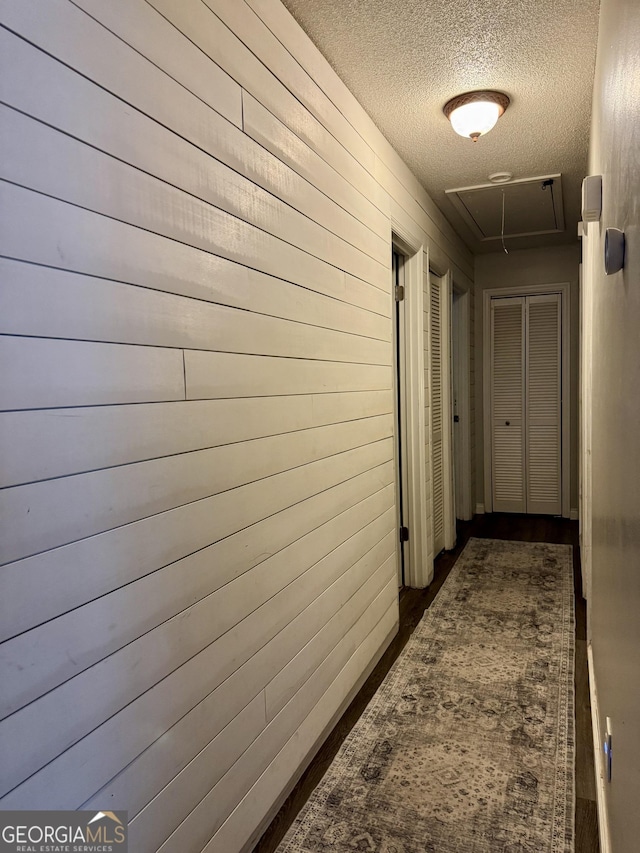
277;538;575;853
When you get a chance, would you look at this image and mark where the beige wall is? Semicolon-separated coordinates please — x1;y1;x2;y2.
0;0;472;849
585;0;640;849
473;244;581;513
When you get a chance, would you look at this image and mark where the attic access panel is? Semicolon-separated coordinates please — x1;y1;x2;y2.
446;174;565;242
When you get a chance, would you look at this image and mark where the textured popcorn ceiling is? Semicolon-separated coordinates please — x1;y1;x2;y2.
281;0;601;253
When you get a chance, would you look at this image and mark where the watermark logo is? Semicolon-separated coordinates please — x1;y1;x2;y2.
0;811;128;853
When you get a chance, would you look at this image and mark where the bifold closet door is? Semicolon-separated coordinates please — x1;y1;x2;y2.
526;294;562;514
430;274;445;555
490;294;562;515
491;297;526;512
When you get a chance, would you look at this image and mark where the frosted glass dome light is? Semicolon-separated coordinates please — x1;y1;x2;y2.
443;91;510;142
449;101;500;139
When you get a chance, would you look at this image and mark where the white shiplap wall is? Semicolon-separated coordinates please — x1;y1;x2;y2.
0;0;473;850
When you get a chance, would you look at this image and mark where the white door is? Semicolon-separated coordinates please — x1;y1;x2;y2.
490;294;562;515
452;288;473;521
452;292;461;520
430;273;445;554
526;294;562;514
491;297;526;512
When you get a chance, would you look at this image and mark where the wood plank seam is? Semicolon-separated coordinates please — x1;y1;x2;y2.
0;266;393;352
0;409;394;490
1;104;389;288
0;179;389;319
0;515;397;803
0;497;396;723
141;0;389;217
0;180;390;320
0;432;393;566
0;253;390;337
0;460;395;643
1;19;388;253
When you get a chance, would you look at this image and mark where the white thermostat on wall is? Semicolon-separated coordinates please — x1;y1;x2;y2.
582;175;602;222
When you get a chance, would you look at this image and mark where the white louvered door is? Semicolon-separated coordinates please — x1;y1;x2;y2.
491;298;526;512
490;294;562;514
430;274;444;554
526;294;562;514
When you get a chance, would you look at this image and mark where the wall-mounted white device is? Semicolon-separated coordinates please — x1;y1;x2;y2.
582;175;602;222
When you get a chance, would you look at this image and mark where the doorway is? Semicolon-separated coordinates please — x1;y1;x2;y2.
390;229;431;590
452;286;473;521
393;250;409;588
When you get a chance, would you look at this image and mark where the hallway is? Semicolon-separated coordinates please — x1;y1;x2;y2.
255;514;598;852
1;0;639;849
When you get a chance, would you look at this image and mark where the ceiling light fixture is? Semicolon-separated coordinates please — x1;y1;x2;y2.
443;90;510;142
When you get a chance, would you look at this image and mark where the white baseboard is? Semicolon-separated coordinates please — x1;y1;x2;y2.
473;504;576;519
587;643;612;853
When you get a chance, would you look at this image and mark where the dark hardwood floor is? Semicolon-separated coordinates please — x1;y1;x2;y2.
253;513;599;852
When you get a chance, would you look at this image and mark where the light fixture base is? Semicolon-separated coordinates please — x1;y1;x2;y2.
443;90;510;119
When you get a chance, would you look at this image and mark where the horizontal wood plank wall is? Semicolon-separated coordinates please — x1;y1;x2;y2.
0;0;473;849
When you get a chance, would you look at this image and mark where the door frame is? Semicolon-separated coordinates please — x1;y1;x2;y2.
482;282;571;517
391;224;431;587
580;223;597;618
392;250;409;588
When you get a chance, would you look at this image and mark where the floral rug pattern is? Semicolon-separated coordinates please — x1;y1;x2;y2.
277;538;575;853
